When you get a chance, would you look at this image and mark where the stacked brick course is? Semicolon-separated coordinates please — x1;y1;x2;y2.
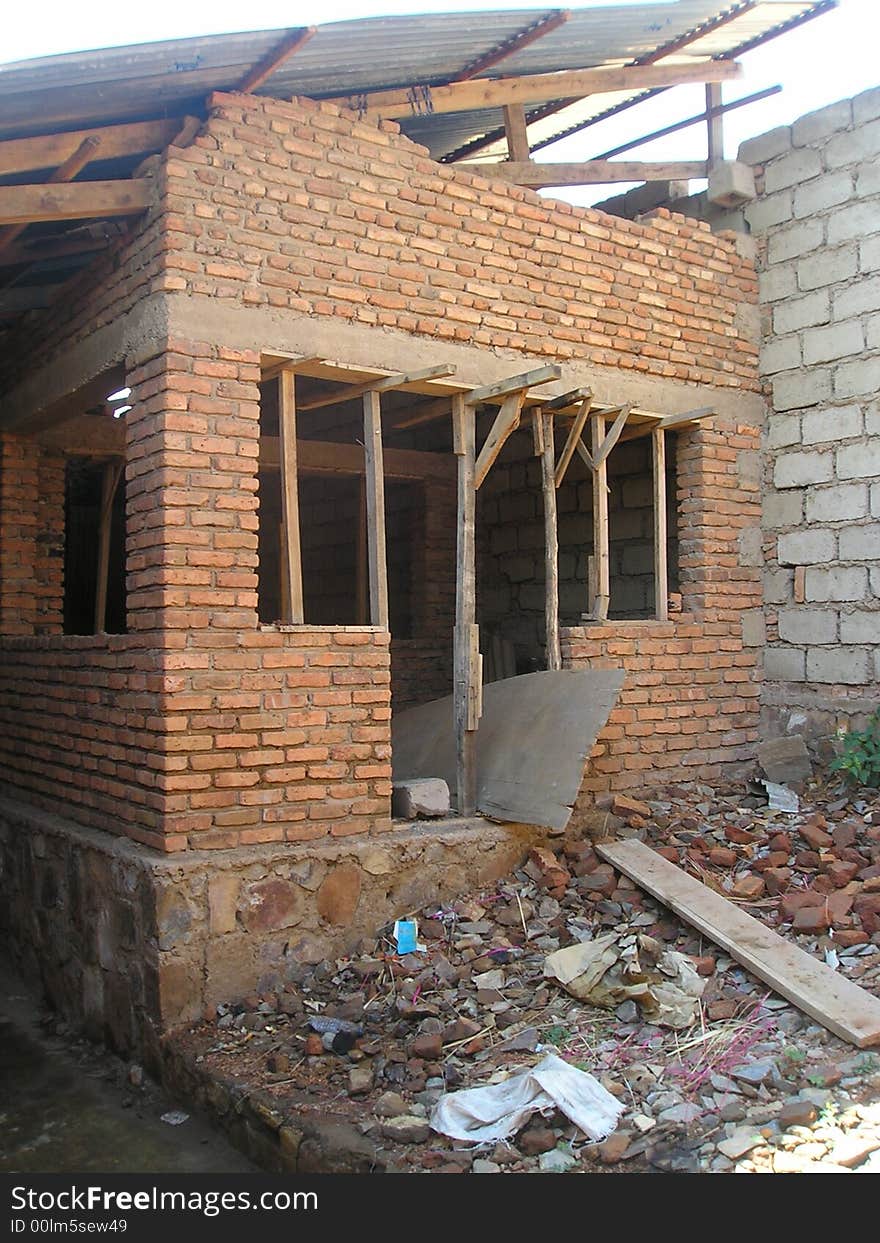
742;87;880;739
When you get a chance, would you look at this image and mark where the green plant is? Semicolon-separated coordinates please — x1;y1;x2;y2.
830;709;880;787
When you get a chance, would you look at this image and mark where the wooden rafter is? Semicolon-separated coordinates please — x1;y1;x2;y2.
0;135;102;257
0;180;152;227
330;59;741;120
237;26;317;93
466;159;708;188
454;9;570;81
0;118;182;178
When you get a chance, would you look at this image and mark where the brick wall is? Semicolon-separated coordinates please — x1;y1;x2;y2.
0;89;763;847
0;434;64;636
563;420;763;792
741;87;880;740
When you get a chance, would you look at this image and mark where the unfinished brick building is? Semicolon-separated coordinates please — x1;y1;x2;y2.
0;7;794;1055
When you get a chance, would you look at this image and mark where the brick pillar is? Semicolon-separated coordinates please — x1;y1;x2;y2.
125;338;261;636
0;432;64;636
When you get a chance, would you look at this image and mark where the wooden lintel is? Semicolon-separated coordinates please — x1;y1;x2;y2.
554;396;591;487
0;180;152;227
0;118;181;178
467;159;708;188
278;370;304;624
474;391;525;490
330;58;741;120
363;390;389;630
237;26;317;93
466;364;560;406
296;364;455;412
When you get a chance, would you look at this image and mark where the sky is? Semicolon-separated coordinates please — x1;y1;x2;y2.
2;0;878;205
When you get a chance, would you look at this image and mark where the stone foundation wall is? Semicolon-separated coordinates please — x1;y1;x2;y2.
0;796;538;1062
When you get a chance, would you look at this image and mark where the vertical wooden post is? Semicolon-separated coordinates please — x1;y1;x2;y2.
363;389;389;629
653;425;669;621
453;393;478;815
279;369;304;623
591;412;610;621
539;410;561;670
94;459;122;633
503;103;530;163
356;475;368;625
706;83;723;167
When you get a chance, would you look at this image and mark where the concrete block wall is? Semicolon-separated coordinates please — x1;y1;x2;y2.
741;88;880;740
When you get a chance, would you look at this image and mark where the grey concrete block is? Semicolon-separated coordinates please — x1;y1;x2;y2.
806;646;872;685
834;274;880;320
834;356;880;399
767;413;802;448
739;526;763;568
792;99;853;147
741;609;766;648
824;118;880;170
772;290;829;336
768;218;824;265
797;244;858;291
872;482;880;518
837;441;880;481
777;608;838;645
802;319;864;365
805;482;868;523
738;126;792;166
805;565;869;602
763;491;804;529
764;647;806;681
773;450;833;489
757;733;813;783
828;199;880;246
801;404;862;445
760;264;797;304
764;148;823;193
793;170;854;219
765;568;794;605
707;160;755;208
839;609;880;643
777;529;836;565
860;234;880;274
856;159;880;197
839;523;880;560
744;190;793;233
392;778;450;820
854;86;880;125
772;368;832;413
761;334;802;375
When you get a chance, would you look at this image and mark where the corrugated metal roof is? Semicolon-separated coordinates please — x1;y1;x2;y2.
0;2;830;155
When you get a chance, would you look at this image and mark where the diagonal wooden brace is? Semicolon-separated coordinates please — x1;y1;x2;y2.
474;390;526;489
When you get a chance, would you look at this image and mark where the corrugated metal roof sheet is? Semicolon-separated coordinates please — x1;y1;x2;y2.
0;2;830;155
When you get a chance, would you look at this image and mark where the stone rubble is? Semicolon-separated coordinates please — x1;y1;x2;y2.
174;775;880;1174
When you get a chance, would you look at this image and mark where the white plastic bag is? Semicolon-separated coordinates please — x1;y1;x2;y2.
430;1052;624;1144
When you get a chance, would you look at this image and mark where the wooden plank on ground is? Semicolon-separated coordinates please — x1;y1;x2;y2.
596;838;880;1049
278;370;304;624
363;390;389;629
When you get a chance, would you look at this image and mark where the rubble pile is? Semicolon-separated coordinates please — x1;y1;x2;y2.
181;778;880;1174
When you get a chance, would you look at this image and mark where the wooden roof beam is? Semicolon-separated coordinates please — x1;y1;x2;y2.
0;180;152;227
329;59;741;120
237;26;317;94
466;159;708;187
0;135;102;257
0;117;182;178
